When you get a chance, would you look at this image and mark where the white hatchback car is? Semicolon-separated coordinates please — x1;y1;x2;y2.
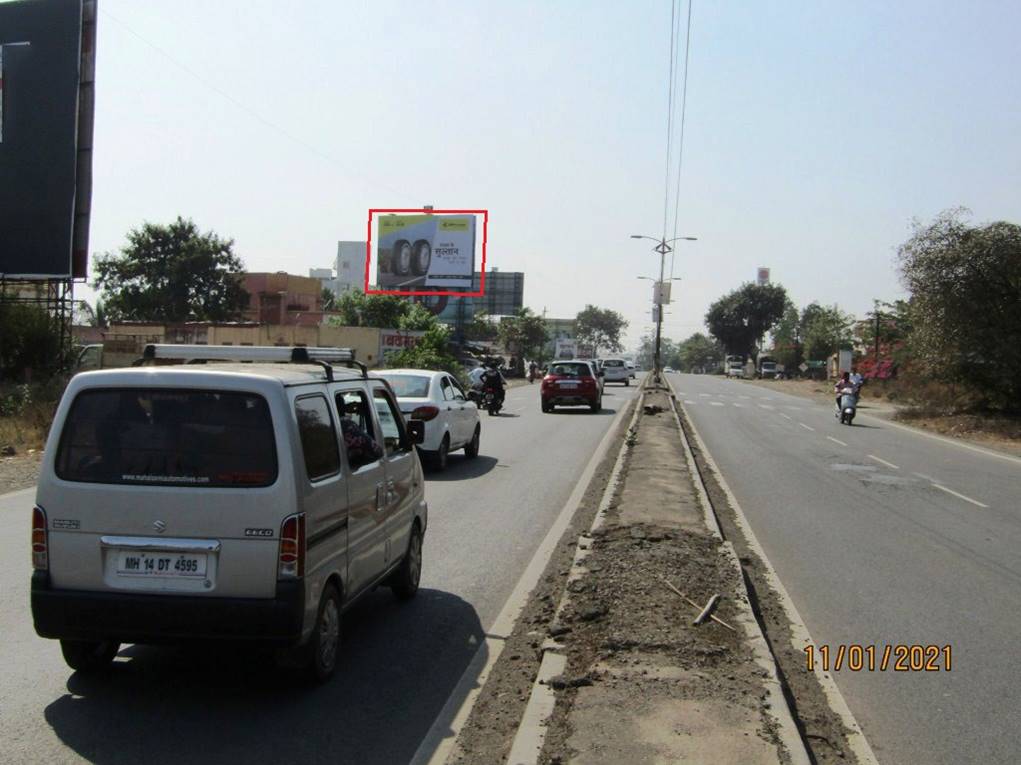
601;358;631;386
375;369;480;470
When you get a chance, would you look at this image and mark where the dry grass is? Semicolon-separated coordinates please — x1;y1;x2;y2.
0;379;68;451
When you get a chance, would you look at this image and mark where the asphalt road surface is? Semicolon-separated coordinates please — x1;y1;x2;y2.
668;372;1021;765
0;378;642;765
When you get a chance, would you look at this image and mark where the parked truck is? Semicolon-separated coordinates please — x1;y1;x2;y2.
757;354;778;379
725;355;746;378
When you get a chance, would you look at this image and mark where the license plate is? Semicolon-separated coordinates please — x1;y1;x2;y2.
558;381;579;388
117;551;207;578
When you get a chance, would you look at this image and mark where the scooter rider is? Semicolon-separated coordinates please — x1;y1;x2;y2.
834;371;856;410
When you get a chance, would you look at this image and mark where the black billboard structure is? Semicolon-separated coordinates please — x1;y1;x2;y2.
0;0;96;368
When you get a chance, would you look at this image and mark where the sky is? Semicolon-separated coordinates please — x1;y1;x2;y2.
70;0;1021;349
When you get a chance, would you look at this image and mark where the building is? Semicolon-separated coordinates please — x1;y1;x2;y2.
335;241;366;294
425;269;525;326
308;268;337;296
241;272;324;327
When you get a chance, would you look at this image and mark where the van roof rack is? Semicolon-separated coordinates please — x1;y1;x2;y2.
139;344;366;382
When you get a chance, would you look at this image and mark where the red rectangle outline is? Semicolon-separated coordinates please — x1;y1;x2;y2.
364;208;488;297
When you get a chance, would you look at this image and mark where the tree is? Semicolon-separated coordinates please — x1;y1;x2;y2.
800;302;854;361
676;333;723;373
898;208;1021;408
93;217;248;322
331;291;409;328
0;304;69;378
769;299;802;371
387;324;462;379
575;305;628;354
705;283;787;357
498;308;550;368
464;311;499;342
398;302;438;331
321;288;338;312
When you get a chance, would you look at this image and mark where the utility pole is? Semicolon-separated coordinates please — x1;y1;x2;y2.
631;235;697;380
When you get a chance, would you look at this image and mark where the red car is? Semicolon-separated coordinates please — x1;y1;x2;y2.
541;360;603;413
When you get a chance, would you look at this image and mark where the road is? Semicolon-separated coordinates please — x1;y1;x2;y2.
668;372;1021;765
0;379;642;765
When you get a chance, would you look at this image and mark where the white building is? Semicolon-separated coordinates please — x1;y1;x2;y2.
308;267;338;295
335;241;366;294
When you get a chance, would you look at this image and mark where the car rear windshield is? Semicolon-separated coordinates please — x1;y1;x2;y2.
603;360;625;367
550;363;591;377
379;374;431;398
55;389;277;487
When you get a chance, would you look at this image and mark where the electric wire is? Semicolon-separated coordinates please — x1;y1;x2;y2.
661;0;679;240
670;0;694;279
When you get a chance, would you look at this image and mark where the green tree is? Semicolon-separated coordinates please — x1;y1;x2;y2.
398;302;438;331
498;308;550;365
464;311;499;342
769;299;802;371
0;304;69;378
705;283;787;357
575;305;628;354
93;217;248;322
800;302;854;361
676;333;723;373
387;324;462;379
321;288;338;312
898;208;1021;408
331;291;409;328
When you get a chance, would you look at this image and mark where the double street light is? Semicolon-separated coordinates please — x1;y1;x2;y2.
630;235;697;378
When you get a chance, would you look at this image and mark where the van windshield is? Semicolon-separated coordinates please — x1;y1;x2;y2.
55;389;277;487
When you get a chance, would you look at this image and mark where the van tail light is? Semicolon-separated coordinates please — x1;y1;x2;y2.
32;506;48;571
278;513;306;579
411;405;440;421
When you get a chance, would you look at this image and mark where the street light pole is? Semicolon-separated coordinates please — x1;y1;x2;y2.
631;234;697;380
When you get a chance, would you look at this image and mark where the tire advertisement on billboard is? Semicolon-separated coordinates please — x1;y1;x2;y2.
375;213;476;292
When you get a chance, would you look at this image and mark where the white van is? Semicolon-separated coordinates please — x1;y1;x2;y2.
30;345;428;681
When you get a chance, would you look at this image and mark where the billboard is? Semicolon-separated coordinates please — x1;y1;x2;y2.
756;267;770;286
366;208;487;297
0;0;94;279
379;329;426;361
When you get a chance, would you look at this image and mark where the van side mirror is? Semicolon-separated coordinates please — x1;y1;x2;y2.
407;420;426;445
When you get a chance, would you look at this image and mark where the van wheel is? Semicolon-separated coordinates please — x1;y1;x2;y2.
464;426;480;458
391;523;423;601
309;585;342;682
624;379;630;386
432;436;449;471
590;398;602;413
60;639;119;672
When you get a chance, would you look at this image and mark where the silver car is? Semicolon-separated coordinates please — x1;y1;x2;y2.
30;345;428;682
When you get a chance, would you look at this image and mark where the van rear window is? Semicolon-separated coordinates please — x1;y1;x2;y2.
56;389;277;487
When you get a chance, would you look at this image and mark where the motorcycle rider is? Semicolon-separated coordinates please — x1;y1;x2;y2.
480;364;507;408
528;360;539;383
834;371;856;410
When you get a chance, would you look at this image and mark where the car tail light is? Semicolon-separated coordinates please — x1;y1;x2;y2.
411;405;440;421
278;513;306;579
32;506;48;571
542;374;557;389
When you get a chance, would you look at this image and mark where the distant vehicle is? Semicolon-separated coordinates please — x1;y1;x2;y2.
601;358;630;386
541;360;602;413
376;369;481;470
725;355;745;378
31;345;428;680
663;366;675;373
757;355;778;379
626;362;636;378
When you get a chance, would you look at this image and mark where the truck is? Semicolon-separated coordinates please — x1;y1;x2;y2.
757;355;778;379
725;355;746;378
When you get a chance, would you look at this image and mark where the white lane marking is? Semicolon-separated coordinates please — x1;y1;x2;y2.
799;422;815;431
758;404;774;410
685;400;697;405
858;414;1021;466
779;412;793;420
699;393;712;397
710;401;725;407
827;436;847;446
784;406;802;411
913;471;939;483
867;454;900;470
732;403;745;408
931;483;989;509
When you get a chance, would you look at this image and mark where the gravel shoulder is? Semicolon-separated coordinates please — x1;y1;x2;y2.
0;453;42;495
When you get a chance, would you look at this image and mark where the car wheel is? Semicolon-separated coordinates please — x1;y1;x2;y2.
60;639;119;672
541;401;552;413
624;379;630;386
391;522;423;601
395;240;412;276
412;240;431;276
590;398;601;413
464;426;480;458
433;436;449;471
308;584;342;682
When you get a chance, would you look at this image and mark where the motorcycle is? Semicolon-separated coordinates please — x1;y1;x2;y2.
482;386;503;416
835;386;857;425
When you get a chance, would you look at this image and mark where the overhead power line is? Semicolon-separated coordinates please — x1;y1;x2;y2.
670;0;694;279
